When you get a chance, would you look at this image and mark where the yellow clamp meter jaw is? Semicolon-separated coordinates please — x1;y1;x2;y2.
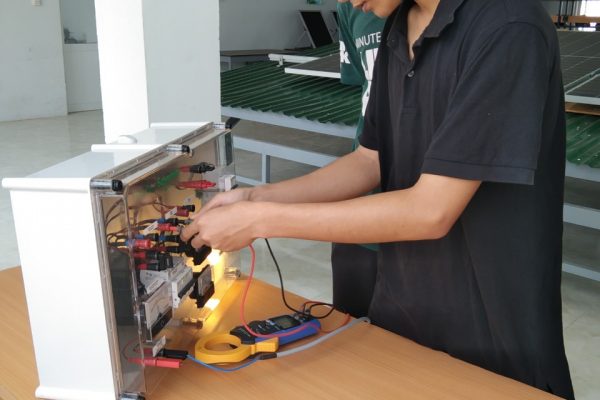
194;333;279;364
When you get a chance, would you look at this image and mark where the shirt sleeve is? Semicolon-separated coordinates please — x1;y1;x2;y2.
358;64;380;150
338;4;364;87
358;11;396;151
422;23;553;185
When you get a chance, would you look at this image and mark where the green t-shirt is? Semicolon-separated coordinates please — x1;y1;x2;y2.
338;4;385;252
338;2;386;145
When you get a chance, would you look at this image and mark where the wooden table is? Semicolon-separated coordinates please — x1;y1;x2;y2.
0;267;559;400
566;15;600;25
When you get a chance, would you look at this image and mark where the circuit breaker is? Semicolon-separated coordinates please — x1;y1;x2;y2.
3;123;240;400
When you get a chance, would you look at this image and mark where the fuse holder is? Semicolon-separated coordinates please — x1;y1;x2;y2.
127;239;153;250
136;233;160;241
175;209;190;217
157;224;180;232
158;218;179;226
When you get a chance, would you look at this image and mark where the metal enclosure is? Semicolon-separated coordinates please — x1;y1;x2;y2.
3;123;239;400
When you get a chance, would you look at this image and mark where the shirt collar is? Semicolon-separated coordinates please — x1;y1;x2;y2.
385;0;466;64
389;0;467;40
422;0;466;39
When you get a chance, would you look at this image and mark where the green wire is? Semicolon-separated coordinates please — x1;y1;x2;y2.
145;169;180;192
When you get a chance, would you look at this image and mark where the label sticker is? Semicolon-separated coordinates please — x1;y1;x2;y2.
142;220;158;236
165;207;178;219
152;335;167;356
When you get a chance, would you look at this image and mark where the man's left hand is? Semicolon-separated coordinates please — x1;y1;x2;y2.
181;201;262;252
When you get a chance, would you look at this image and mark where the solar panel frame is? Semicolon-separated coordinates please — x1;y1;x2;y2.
282;31;600;100
558;31;600;105
566;75;600;105
284;54;340;78
299;10;335;49
561;56;600;88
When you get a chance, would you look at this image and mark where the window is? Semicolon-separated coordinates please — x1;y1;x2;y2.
582;0;600;16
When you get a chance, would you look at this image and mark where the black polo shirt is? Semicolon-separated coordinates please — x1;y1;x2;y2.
359;0;574;398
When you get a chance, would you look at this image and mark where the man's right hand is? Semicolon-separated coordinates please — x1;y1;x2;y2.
179;187;255;247
195;187;253;216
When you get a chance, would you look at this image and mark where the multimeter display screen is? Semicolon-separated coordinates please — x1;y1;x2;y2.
271;315;299;330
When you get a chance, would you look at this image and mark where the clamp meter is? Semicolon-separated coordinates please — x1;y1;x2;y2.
230;313;320;346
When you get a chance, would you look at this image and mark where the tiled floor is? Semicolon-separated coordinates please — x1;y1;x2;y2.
0;111;598;399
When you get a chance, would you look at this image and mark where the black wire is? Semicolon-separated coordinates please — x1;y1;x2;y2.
135;219;158;227
264;238;337;320
264;238;304;315
105;211;123;230
307;302;336;319
104;201;124;227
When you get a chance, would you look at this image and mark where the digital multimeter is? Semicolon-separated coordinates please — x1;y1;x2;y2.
230;313;320;346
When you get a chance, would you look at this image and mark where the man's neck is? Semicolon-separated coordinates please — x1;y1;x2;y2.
405;0;440;60
413;0;440;18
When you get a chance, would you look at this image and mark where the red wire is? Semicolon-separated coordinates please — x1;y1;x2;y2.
239;244;320;339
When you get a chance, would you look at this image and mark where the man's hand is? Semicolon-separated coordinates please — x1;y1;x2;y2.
179;146;380;251
195;187;253;216
180;200;262;252
181;188;255;251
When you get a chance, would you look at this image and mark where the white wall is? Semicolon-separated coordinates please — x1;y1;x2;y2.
144;0;221;125
96;0;221;143
219;0;338;51
95;0;149;141
63;44;102;112
0;0;67;122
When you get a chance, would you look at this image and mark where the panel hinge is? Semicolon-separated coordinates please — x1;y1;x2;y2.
165;144;191;156
91;179;124;193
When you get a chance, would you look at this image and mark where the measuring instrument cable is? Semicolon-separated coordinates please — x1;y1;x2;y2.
185;243;370;370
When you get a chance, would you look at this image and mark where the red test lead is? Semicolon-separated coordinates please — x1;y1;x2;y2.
129;357;182;369
177;180;216;190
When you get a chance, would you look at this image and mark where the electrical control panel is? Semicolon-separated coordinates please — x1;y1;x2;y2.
3;123;240;400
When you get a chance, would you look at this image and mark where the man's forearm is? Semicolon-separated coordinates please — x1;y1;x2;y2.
255;193;433;244
181;173;480;251
249;146;380;204
255;174;481;244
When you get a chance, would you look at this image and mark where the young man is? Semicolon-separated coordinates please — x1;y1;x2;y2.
183;0;574;397
332;2;385;318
